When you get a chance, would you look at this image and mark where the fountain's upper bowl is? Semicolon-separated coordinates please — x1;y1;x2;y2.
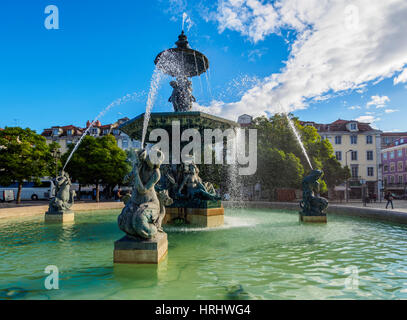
154;31;209;78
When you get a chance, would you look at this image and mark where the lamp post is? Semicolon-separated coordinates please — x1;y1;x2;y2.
52;149;61;178
345;149;353;202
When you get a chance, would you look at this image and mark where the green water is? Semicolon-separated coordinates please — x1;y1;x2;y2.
1;208;407;300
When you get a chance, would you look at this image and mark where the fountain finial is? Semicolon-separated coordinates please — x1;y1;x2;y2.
175;30;190;49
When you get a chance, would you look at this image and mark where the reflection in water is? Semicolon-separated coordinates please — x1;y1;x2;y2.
1;209;407;299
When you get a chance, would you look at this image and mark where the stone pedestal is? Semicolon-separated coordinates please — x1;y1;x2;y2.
113;233;168;264
164;206;224;227
44;211;75;223
299;213;327;223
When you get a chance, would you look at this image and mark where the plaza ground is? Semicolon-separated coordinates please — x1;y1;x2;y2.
2;199;407;220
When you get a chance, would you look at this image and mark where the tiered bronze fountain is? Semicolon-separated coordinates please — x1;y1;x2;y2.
114;31;239;264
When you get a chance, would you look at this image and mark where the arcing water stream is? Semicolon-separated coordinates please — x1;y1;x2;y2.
62;91;144;171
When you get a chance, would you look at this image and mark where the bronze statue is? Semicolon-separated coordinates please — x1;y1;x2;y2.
300;170;328;216
168;78;196;112
118;149;173;239
47;171;75;214
177;163;220;201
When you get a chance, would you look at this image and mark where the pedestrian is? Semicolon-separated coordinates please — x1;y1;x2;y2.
385;191;394;209
115;188;122;202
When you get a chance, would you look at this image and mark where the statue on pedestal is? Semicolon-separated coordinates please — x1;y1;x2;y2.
118;149;172;239
48;171;75;214
300;169;328;216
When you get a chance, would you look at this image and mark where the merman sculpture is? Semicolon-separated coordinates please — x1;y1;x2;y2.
299;170;328;222
45;171;76;223
177;163;220;202
47;171;76;214
114;149;172;264
118;149;171;239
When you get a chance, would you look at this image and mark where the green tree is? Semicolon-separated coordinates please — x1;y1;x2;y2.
323;156;351;198
62;135;131;202
0;127;56;203
249;113;348;199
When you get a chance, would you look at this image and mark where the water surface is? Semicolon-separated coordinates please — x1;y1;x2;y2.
1;208;407;300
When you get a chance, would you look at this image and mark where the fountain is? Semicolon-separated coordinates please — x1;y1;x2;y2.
299;170;329;223
45;171;76;223
119;30;240;229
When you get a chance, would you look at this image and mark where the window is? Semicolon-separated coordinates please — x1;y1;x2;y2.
350;135;358;144
390;151;395;159
67;140;72;145
67;129;73;136
335;136;342;144
103;129;109;135
384;165;389;172
351;166;359;178
350;123;357;130
398;161;403;171
390;163;395;172
397;149;403;158
53;129;60;136
113;129;119;135
91;128;98;135
335;151;342;161
366;151;373;161
390;175;394;183
367;167;374;177
122;138;128;149
401;138;405;144
399;175;403;184
351;151;357;161
366;135;373;144
383;153;388;160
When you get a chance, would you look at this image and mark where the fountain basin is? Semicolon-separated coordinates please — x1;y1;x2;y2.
2;208;407;299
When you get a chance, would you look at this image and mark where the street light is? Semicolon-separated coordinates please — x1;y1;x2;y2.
52;149;61;178
345;149;353;202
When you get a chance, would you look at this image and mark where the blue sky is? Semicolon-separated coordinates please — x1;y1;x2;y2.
0;0;406;133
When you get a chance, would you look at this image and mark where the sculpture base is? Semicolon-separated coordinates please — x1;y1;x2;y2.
113;233;168;264
44;211;75;223
164;206;224;227
299;212;327;223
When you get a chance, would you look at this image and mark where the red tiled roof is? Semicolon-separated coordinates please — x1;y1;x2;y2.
301;119;376;132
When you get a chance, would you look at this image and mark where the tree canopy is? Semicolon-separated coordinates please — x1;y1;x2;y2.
0;127;58;203
249;114;349;199
61;134;131;202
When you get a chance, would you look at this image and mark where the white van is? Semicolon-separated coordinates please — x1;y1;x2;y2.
0;180;56;201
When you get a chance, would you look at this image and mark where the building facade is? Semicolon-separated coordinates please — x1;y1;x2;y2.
381;132;407;149
381;137;407;195
303;119;382;199
42;117;141;154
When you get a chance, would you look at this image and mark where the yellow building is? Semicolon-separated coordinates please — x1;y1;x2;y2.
303;119;382;200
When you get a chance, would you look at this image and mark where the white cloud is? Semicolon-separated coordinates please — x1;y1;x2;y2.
197;0;407;121
394;68;407;84
348;105;361;110
247;48;268;62
384;108;399;113
366;95;390;109
355;114;381;124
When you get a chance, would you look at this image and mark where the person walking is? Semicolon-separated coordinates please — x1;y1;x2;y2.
385;191;394;209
